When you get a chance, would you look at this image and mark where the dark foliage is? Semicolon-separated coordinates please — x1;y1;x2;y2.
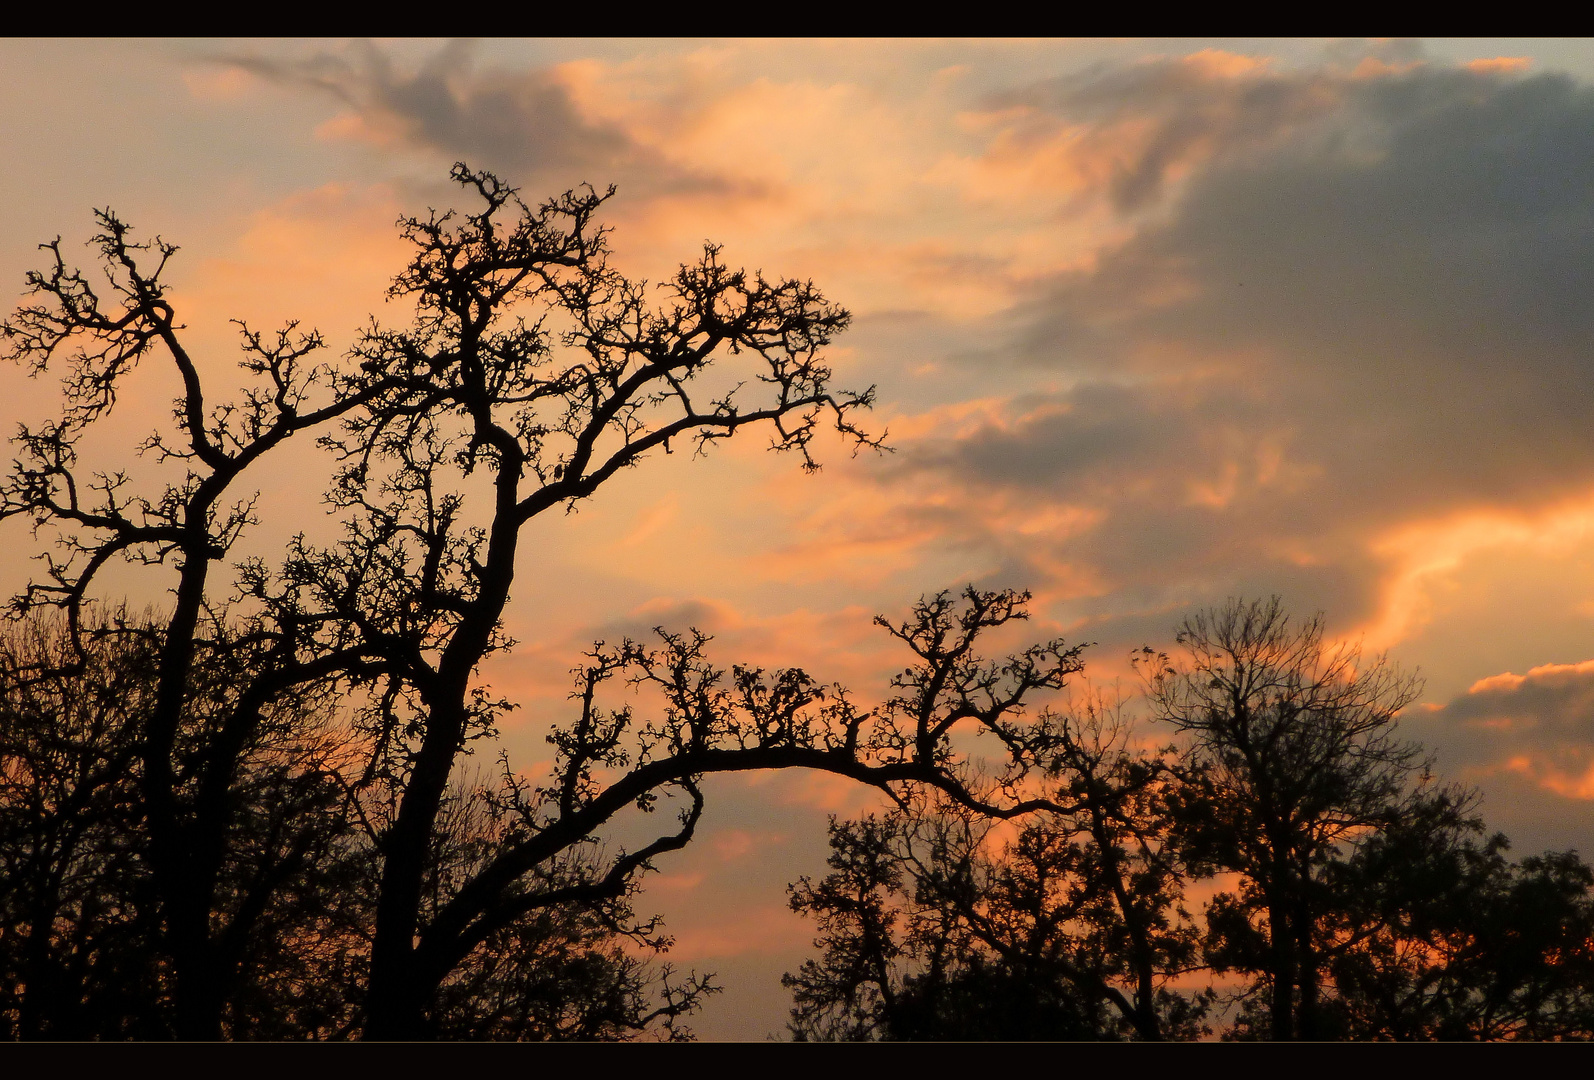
786;597;1594;1041
1322;812;1594;1039
784;688;1210;1042
0;611;366;1038
1138;597;1433;1040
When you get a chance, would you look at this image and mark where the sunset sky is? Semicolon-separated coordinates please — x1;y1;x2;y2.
5;38;1594;1038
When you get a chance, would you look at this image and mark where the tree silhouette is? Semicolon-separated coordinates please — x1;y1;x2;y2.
785;688;1210;1041
1136;597;1431;1039
0;612;719;1039
1;166;1091;1038
1322;804;1594;1039
786;596;1594;1041
0;611;163;1038
0;610;367;1038
0;192;428;1037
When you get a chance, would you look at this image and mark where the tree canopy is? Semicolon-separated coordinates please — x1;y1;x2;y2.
784;598;1594;1041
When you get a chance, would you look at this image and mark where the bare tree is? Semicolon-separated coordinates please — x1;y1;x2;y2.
0;611;717;1040
1136;596;1429;1040
2;165;1091;1038
0;610;162;1038
337;581;1087;1037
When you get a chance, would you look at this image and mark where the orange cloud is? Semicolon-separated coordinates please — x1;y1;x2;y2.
1473;746;1594;802
1181;49;1274;81
766;769;897;818
1360;493;1594;652
181;65;259;101
648;870;706;893
169;182;410;353
711;828;781;863
944;47;1339;232
1469;660;1594;696
1465;57;1532;75
539;47;1156;320
313;109;410;151
658;901;810;961
1414;651;1594;802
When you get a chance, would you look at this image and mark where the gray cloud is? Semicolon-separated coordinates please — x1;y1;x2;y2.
881;60;1594;639
1020;65;1594;502
1410;663;1594;769
985;53;1350;213
1403;663;1594;854
582;599;740;655
210;40;724;197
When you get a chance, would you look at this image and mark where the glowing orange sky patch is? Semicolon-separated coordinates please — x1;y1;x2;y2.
1465;57;1532;74
767;769;897;818
1360;493;1594;652
1537;761;1594;801
170;182;410;351
1180;49;1274;80
1468;659;1594;696
660;902;812;961
181;65;258;101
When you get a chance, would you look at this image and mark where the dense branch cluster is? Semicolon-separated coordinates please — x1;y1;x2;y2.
783;599;1594;1040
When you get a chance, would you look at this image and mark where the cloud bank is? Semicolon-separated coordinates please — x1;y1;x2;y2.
860;57;1594;654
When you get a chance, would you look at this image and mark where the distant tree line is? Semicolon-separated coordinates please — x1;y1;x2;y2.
783;597;1594;1041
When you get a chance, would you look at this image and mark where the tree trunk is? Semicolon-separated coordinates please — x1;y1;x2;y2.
1267;891;1297;1040
1294;888;1320;1040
